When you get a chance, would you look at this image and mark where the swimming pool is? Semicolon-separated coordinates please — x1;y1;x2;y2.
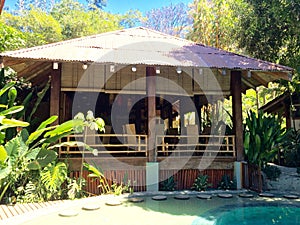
5;192;300;225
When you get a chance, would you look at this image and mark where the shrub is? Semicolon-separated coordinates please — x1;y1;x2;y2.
192;174;211;191
262;165;281;181
282;129;300;167
218;174;236;190
160;176;176;191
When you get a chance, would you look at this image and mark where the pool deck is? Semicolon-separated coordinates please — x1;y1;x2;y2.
0;200;67;221
1;190;299;224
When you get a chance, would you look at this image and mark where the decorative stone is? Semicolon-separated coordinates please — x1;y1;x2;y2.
105;199;122;206
283;194;299;199
239;193;254;198
218;193;233;198
58;209;79;217
197;194;212;200
128;197;144;203
174;195;190;200
152;195;167;201
82;204;101;211
258;193;274;198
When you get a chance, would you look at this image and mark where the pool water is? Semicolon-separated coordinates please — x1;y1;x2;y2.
213;206;300;225
6;193;300;225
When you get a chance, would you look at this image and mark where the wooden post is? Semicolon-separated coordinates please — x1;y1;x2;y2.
194;95;201;133
146;67;156;162
231;71;244;161
50;63;61;125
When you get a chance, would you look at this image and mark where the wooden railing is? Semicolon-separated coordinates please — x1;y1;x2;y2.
58;134;235;158
58;133;147;157
156;135;235;157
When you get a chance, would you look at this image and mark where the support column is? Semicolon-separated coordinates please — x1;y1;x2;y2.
50;63;61;125
146;67;156;162
194;95;201;132
231;71;244;161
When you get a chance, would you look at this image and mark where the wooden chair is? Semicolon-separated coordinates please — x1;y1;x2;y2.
123;124;138;151
186;124;199;150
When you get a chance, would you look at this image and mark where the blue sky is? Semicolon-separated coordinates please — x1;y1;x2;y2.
4;0;192;14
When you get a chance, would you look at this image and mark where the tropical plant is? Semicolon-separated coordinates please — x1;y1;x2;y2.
83;162;111;194
192;174;211;191
262;165;281;181
218;174;236;190
282;128;300;167
73;111;105;189
244;110;286;192
67;177;87;200
160;176;177;191
111;174;133;196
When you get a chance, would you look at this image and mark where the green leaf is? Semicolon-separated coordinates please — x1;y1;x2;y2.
0;106;24;116
35;149;57;168
26;126;54;146
0;145;7;163
7;87;17;108
0;166;11;180
0;82;15;97
0;117;29;127
25;147;41;160
36;116;58;131
44;119;83;137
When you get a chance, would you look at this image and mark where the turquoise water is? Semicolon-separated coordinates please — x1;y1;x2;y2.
213;206;300;225
192;204;300;225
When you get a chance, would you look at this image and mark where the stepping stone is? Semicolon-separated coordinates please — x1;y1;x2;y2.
218;193;233;198
174;195;190;200
105;199;122;206
239;193;254;198
152;195;167;201
259;193;274;198
59;209;79;217
197;194;212;200
128;197;144;203
82;203;101;211
283;194;299;199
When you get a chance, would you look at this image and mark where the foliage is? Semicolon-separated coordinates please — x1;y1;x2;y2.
3;9;62;47
0;85;98;203
84;162;111;194
67;177;87;200
188;0;245;51
244;110;286;168
282;129;300;167
51;0;123;40
218;174;236;190
142;2;192;37
160;176;176;191
262;165;281;181
86;0;107;10
192;174;211;191
0;20;26;52
111;173;133;196
237;0;300;65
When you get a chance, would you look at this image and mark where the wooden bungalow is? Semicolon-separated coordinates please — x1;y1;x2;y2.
261;92;300;130
0;27;294;192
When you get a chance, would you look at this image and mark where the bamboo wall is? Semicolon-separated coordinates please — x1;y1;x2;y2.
61;63;231;94
70;168;233;194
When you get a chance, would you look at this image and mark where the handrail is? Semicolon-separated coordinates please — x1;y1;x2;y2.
156;134;235;157
58;134;235;158
59;133;147;157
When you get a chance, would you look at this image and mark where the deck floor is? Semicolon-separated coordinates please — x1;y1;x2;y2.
0;200;66;221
